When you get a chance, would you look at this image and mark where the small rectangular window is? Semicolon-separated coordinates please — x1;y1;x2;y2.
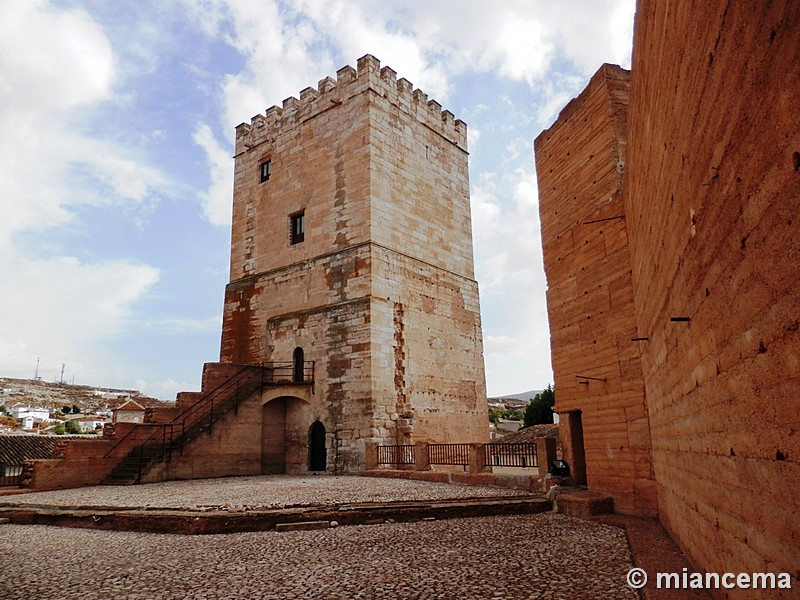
290;211;305;245
260;160;271;183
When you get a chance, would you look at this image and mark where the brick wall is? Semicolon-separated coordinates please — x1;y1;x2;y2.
535;65;656;516
624;1;800;590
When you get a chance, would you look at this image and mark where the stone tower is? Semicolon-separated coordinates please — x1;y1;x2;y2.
220;54;488;472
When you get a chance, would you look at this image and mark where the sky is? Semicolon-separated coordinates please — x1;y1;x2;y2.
0;0;635;400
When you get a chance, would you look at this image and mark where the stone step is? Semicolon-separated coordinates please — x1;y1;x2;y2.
555;490;614;518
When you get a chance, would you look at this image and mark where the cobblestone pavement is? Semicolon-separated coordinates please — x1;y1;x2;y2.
0;475;526;511
0;513;637;600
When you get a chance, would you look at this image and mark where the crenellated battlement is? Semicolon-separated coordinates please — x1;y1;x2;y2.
235;54;467;154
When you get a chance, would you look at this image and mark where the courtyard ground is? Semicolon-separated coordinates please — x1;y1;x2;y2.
0;475;707;599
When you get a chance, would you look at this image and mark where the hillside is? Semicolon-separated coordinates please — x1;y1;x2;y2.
0;377;171;414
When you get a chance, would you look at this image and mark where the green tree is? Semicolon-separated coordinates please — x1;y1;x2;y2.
489;408;525;424
523;385;555;427
53;422;66;435
61;405;71;414
71;405;81;414
64;420;81;434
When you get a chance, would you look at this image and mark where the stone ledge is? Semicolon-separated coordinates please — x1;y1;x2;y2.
0;495;551;535
361;469;541;492
556;491;614;518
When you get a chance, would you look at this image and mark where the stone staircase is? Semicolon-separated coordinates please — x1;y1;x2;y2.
102;367;267;485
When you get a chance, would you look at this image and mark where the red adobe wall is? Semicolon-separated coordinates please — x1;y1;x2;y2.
535;64;657;516
625;0;800;590
25;439;115;490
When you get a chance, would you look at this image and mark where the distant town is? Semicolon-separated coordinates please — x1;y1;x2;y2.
0;377;170;436
0;376;551;438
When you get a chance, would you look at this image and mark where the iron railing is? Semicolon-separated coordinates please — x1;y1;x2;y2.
261;361;315;384
375;442;539;469
377;444;415;465
484;442;537;468
169;365;268;454
428;443;471;466
102;364;272;482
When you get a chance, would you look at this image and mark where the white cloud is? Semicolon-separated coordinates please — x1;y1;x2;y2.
0;0;169;248
143;315;223;336
133;378;190;403
0;0;115;114
470;161;552;394
0;0;167;387
193;124;234;226
608;0;637;68
184;0;634;131
177;0;634;396
0;256;159;383
0;0;113;248
181;0;338;131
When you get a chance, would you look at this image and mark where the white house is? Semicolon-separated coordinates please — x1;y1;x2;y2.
112;399;146;424
9;406;51;421
9;406;52;430
76;417;108;432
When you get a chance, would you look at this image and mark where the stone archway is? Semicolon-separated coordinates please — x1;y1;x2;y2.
261;394;312;474
308;420;327;472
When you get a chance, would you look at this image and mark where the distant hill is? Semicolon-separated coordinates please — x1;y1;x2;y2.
489;390;542;403
0;377;169;413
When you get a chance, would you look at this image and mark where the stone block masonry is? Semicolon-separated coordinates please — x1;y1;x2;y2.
21;55;488;490
221;54;488;473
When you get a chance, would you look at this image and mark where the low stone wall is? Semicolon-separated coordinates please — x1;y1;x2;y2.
361;469;549;494
363;437;562;494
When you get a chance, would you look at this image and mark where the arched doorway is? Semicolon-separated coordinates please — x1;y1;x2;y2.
261;395;309;474
308;420;327;471
293;347;304;382
262;398;288;474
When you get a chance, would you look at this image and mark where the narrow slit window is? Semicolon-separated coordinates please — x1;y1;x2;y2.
260;160;271;183
290;211;305;245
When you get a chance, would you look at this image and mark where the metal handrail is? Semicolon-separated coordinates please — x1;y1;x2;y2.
103;365;261;461
102;422;171;459
173;366;257;429
102;360;316;482
171;368;266;455
172;365;257;423
258;360;315;384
